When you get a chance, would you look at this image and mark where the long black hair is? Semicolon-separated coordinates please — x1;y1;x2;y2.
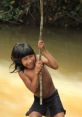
10;43;35;73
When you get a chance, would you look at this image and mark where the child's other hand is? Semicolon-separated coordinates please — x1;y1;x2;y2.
38;40;45;51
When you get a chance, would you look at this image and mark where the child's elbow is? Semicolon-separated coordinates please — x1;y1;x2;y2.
32;87;38;94
53;63;59;70
55;65;59;70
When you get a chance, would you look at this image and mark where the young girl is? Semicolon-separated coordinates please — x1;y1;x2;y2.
10;40;66;117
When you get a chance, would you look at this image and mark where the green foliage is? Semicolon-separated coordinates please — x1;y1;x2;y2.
0;0;26;23
0;0;82;28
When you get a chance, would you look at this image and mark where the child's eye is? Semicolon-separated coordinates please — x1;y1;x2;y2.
30;55;33;57
23;56;28;60
29;55;34;58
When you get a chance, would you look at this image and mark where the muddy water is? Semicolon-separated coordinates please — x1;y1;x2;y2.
0;26;82;117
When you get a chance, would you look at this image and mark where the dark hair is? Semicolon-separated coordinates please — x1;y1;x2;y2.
10;43;35;72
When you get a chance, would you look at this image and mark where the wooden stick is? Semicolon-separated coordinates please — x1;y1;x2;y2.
39;0;43;41
39;0;43;105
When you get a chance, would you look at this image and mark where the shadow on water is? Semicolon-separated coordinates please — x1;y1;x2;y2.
0;25;82;117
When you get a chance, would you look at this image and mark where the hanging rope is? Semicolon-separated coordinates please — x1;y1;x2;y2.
39;0;43;42
39;0;43;105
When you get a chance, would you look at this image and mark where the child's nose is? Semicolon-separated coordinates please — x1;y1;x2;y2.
28;59;32;63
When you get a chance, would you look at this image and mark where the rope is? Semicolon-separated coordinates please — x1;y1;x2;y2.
39;0;43;105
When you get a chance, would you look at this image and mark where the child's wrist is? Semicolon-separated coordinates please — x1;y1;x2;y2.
41;48;47;54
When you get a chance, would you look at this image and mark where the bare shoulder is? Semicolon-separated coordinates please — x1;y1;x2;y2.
18;71;23;77
18;70;29;80
18;70;32;84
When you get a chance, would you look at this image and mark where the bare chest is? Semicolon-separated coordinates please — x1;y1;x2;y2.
24;67;55;97
24;67;51;82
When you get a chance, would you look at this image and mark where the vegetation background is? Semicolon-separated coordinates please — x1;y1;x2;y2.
0;0;82;29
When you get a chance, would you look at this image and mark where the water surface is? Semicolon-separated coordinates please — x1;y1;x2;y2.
0;25;82;117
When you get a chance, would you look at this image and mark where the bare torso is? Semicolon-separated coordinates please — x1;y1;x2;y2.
24;66;56;98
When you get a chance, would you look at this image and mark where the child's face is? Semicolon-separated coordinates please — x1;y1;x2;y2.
21;54;36;69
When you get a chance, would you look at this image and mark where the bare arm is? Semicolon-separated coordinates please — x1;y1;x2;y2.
18;71;39;93
18;60;43;93
38;40;59;69
42;49;59;69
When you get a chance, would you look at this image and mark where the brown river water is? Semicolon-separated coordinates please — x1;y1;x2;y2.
0;26;82;117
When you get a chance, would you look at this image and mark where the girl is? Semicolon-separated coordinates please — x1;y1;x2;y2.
10;40;66;117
